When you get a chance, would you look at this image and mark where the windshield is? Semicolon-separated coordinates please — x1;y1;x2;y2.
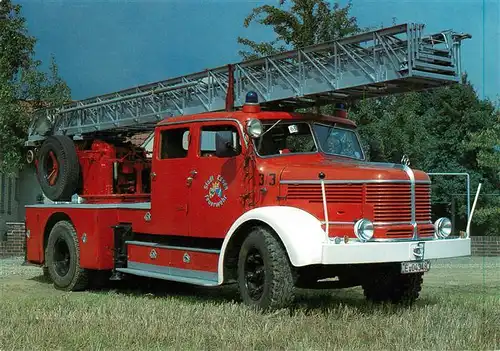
313;123;364;160
254;120;364;160
255;122;317;156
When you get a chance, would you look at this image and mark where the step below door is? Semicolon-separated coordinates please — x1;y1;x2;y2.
117;241;220;286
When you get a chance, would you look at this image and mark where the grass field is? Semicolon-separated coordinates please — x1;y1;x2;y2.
0;256;499;350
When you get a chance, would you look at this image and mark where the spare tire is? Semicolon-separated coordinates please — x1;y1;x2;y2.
37;135;80;201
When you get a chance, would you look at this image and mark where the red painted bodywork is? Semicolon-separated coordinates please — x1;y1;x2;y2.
25;107;433;272
128;245;219;272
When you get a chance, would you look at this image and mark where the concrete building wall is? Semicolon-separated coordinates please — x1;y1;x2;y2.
0;173;19;233
0;165;42;236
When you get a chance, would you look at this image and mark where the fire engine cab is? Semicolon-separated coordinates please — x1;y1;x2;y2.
24;23;472;310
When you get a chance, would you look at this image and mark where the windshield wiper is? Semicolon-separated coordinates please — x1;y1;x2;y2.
257;119;282;153
261;119;282;137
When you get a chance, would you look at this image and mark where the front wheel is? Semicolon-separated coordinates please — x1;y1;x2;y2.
362;264;423;305
237;227;294;311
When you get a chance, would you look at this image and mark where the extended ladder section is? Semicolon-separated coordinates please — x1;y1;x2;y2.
26;23;471;143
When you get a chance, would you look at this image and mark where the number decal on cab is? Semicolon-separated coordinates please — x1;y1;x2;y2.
258;173;277;186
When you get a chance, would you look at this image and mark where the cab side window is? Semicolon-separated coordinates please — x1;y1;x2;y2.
159;128;190;159
200;125;241;157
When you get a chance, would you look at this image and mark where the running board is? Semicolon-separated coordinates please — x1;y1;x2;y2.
125;240;220;254
116;263;219;287
118;241;221;287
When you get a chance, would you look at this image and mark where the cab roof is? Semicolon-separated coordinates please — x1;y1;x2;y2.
157;109;357;128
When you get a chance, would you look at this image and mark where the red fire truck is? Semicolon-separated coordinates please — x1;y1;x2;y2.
24;24;472;310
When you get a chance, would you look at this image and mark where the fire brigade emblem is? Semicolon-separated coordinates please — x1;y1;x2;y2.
203;175;229;207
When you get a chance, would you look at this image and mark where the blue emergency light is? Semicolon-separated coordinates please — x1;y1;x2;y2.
245;91;259;104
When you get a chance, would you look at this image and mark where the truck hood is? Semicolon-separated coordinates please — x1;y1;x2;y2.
279;158;430;183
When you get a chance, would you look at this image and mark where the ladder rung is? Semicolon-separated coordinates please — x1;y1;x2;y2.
411;69;460;82
417;53;452;64
420;47;451;56
413;60;457;74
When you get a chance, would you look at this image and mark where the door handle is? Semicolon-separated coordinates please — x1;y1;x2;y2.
189;170;198;177
186;176;194;186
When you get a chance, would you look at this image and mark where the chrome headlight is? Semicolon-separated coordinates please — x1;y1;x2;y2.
434;217;452;238
354;219;374;242
246;118;263;139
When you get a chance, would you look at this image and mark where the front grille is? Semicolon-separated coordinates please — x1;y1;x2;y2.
419;226;435;237
386;228;413;237
416;184;432;222
285;182;432;225
286;184;363;203
366;184;411;222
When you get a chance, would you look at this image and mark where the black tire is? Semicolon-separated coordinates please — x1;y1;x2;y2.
42;266;50;280
37;135;80;201
362;265;423;305
237;226;294;310
45;221;88;291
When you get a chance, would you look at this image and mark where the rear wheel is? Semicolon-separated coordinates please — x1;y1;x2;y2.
237;227;294;310
362;264;423;305
46;221;88;291
37;135;80;201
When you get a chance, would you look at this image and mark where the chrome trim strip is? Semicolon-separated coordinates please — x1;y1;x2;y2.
322;221;432;226
25;202;151;209
320;177;330;240
402;165;418;239
330;237;445;243
281;179;431;185
321;221;353;225
128;261;218;281
253;151;319;159
117;263;218;286
370;238;434;242
125;240;221;254
375;221;432;226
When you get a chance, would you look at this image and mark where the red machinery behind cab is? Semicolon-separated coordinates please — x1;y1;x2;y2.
77;140;151;202
35;136;151;203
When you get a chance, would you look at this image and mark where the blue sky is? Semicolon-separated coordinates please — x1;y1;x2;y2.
18;0;499;102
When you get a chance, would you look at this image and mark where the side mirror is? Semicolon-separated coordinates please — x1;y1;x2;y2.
215;131;237;157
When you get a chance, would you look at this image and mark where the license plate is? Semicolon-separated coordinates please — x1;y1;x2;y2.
401;260;431;274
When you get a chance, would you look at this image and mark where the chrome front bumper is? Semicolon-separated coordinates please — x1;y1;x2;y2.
321;237;471;265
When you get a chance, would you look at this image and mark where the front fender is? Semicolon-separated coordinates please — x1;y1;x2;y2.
218;206;327;284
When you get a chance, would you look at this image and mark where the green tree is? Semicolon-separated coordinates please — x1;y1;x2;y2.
0;0;71;175
237;0;360;60
467;108;500;182
465;108;500;232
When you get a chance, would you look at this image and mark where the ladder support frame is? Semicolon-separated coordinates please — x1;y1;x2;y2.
26;23;470;144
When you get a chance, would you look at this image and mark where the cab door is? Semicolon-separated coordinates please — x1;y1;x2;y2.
150;125;193;236
188;121;246;239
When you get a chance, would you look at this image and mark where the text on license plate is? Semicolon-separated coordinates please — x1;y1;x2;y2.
401;260;431;274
